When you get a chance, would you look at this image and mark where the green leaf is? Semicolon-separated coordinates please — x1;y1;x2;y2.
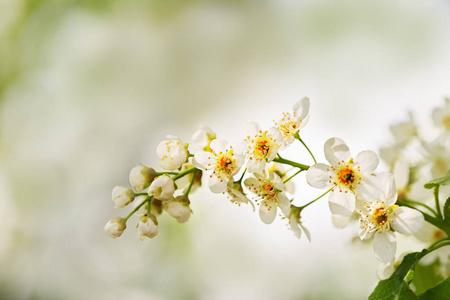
412;258;445;295
418;277;450;300
444;198;450;226
369;250;429;300
424;170;450;189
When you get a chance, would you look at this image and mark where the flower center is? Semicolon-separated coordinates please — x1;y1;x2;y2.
261;183;276;199
338;168;355;184
253;135;272;158
372;207;388;226
216;151;236;176
278;120;299;138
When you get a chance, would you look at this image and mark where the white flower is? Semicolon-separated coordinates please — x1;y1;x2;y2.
287;206;311;240
129;164;156;191
104;217;127;238
274;97;310;149
244;171;290;224
111;186;135;208
241;122;282;173
357;173;424;262
165;195;191;223
157;135;189;171
193;139;244;193
306;137;379;222
138;214;158;241
432;98;450;131
267;162;295;194
422;140;450;178
148;175;175;201
389;112;417;144
191;125;216;152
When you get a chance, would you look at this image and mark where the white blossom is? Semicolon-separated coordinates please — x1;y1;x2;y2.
273;97;310;149
193;139;244;193
138;214;158;241
306;137;379;223
157;135;189;171
357;173;424;262
432;98;450;131
244;171;290;224
111;186;135;208
165;195;191;223
148;175;175;201
129;164;156;191
241;122;282;173
191;125;216;152
104;217;126;238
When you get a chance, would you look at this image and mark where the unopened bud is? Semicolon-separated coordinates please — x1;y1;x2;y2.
129;164;156;191
105;217;126;238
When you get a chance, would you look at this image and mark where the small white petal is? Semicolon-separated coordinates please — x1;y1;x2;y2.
355;175;380;202
269;172;284;191
246;158;266;173
293;97;310;121
277;192;291;216
377;261;395;280
324;137;351;166
244;122;261;137
373;231;397;262
328;191;355;218
354;150;379;174
193;151;215;170
376;172;398;206
267;127;283;144
210;139;230;154
297;114;310;130
332;214;351;228
391;207;424;235
208;174;228;193
306;163;334;189
393;159;409;191
259;200;277;224
244;177;260;190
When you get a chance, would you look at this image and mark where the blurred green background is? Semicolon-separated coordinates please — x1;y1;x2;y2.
1;0;450;299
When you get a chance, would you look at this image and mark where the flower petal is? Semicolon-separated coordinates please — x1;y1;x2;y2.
193;151;215;170
376;172;398;206
306;163;334;189
355;175;380;203
354;150;379;174
391;207;424;235
328;191;355;218
324;137;351;166
246;158;266;173
393;159;409;191
269;172;284;191
332;214;351;228
208;174;228;193
277;192;291;216
210;139;230;154
293;97;310;121
259;200;277;224
373;231;397;262
244;122;261;137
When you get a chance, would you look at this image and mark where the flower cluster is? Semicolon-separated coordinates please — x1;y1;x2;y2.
105;96;449;288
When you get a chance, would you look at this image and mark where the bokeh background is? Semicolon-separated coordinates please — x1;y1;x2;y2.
1;0;450;299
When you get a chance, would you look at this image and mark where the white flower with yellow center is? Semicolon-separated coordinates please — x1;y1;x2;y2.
357;173;424;262
273;97;310;149
306;137;379;225
287;205;311;240
244;171;290;224
193;139;244;193
156;135;188;171
242;122;282;173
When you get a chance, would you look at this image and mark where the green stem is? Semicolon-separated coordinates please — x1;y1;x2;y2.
300;186;335;210
298;137;317;164
172;167;197;181
429;242;450;252
402;198;438;217
238;168;247;183
283;169;303;184
273;157;310;171
428;237;450;251
134;192;148;196
155;172;178;176
434;186;443;220
184;169;198;196
124;196;152;222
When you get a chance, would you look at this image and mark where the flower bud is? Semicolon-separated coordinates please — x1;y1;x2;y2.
138;214;158;241
165;195;191;223
111;186;135;208
129;164;156;192
104;217;126;238
156;136;189;171
148;175;175;201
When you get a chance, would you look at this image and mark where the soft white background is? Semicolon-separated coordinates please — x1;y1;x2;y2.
0;0;449;299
